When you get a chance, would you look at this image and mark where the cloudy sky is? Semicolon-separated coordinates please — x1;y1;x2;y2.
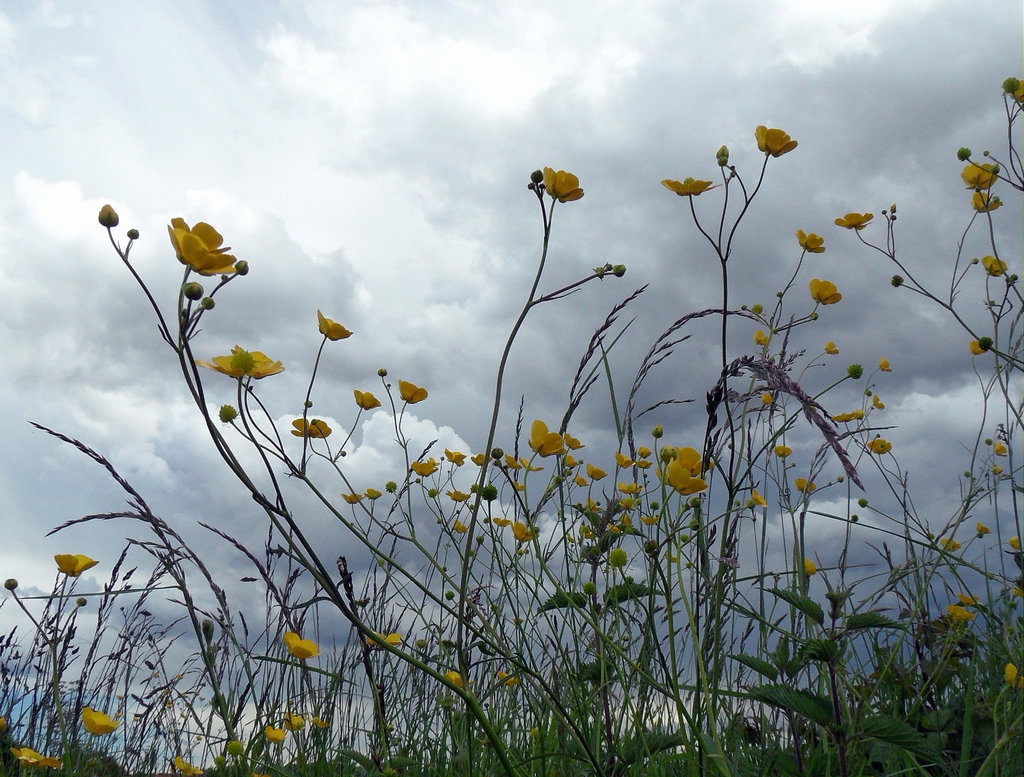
1;0;1020;624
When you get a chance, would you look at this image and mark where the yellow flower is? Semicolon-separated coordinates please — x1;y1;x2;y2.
447;490;470;502
574;475;588;487
470;453;486;466
761;392;773;405
755;125;798;157
586;463;607;480
956;593;978;607
529;420;566;457
615;451;634;467
662;177;717;196
411;458;439;477
82;706;119;735
341;493;362;504
637;446;651;458
264;725;286;743
945;604;974;621
399;380;428;403
444;449;466;466
283;631;319;660
969;340;985;355
511;522;535;543
1006;663;1024;689
366;632;403;649
754;330;770;346
353;389;381;410
291;418;332;438
834;212;873;230
311;716;330;728
12;748;62;769
283;712;305;731
173;756;203;776
364;488;382;500
542;167;584;202
55;553;98;577
981;255;1007;276
640;514;659;525
976;522;990;536
825;341;839;354
168;218;237;275
196;346;284;379
940;538;961;552
316;310;352;340
794;478;816;493
878;357;891;372
751;489;767;507
617;482;642;495
1010;536;1021;551
993;441;1007;456
445;669;464;687
504;454;523;470
493;517;512;527
972;191;1002;211
496;670;520;687
796;229;825;253
774;445;792;458
662;447;707;495
872;394;885;410
809;278;842;305
564;433;584;449
803;558;817;576
564;453;579;467
961;162;998;190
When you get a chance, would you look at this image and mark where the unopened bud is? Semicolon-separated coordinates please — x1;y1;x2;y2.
890;275;904;287
183;282;204;300
847;364;863;379
76;597;87;607
716;145;729;166
530;169;544;184
956;147;972;161
218;405;238;423
4;578;17;590
98;204;119;228
612;264;626;277
233;260;249;275
200;297;215;310
126;228;140;240
651;424;663;439
377;367;388;377
201;619;215;644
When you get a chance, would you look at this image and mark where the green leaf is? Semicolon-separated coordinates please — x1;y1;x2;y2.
766;586;824;625
538;590;588;612
604;580;651;607
799;637;840;663
749;685;834;728
860;714;942;763
617;730;688;765
729;652;779;681
844;611;902;631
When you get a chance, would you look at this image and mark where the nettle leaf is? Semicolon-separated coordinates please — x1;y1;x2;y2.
844;611;902;632
766;586;824;625
617;730;688;764
604;580;651;607
860;714;942;762
749;685;834;728
729;653;779;681
538;590;588;612
799;637;841;663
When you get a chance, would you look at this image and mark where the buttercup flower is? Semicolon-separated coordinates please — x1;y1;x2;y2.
872;394;885;410
173;756;203;775
794;478;816;493
55;553;98;577
755;125;798;157
868;438;892;454
976;522;990;536
341;493;362;504
809;278;842;305
1010;536;1021;551
981;255;1007;276
754;330;770;346
940;538;961;552
961;162;998;189
317;310;353;340
446;489;470;502
529;420;566;457
445;670;464;688
586;463;607;480
168;218;237;275
12;748;62;769
774;445;792;458
945;604;974;621
399;380;428;404
411;458;439;477
751;489;767;507
291;419;332;438
82;706;119;735
365;488;382;499
496;670;520;687
264;726;286;743
1006;663;1024;689
512;522;535;543
196;346;284;379
969;340;985;355
796;230;825;253
353;389;381;410
444;448;466;466
878;358;891;372
803;558;817;576
662;447;707;495
542;167;584;202
662;178;717;197
825;341;839;354
283;712;305;731
972;191;1002;211
834;212;873;230
831;409;864;423
283;631;319;660
366;632;403;649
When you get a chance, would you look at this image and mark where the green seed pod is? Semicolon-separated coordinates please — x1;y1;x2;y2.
956;147;972;161
847;364;863;379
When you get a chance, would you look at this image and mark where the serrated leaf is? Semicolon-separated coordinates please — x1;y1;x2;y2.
799;637;840;663
729;653;779;681
861;714;942;762
844;611;901;631
604;580;651;607
538;590;588;612
617;730;688;764
749;685;834;728
766;586;824;625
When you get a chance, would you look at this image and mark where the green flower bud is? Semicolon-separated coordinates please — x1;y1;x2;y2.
583;581;597;596
126;228;140;240
214;756;226;769
651;424;663;439
530;169;544;184
427;488;438;498
226;740;244;758
481;484;498;502
1003;77;1021;94
847;364;863;379
183;281;204;300
219;404;238;423
612;264;626;277
490;448;504;460
957;147;972;161
233;260;249;275
445;590;455;600
76;597;87;607
644;540;659;556
200;297;215;310
751;303;763;314
4;578;17;590
608;548;628;568
857;497;868;507
378;367;388;377
890;275;904;287
98;204;119;228
386;480;397;492
978;336;993;351
716;145;729;166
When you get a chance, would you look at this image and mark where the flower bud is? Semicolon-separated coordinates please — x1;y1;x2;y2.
183;282;204;300
481;484;498;501
200;297;215;310
651;424;663;439
233;260;249;275
202;619;215;644
219;404;238;423
751;304;763;314
612;264;626;277
226;741;244;758
490;448;504;460
847;364;863;379
378;368;388;377
608;548;628;568
583;581;597;595
1002;77;1021;95
386;480;397;492
530;169;544;184
857;497;868;507
956;147;972;161
126;228;140;240
4;578;18;590
890;275;904;287
76;597;87;607
716;145;729;166
98;204;119;228
977;336;993;351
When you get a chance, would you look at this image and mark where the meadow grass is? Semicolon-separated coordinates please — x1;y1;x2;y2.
3;79;1022;777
